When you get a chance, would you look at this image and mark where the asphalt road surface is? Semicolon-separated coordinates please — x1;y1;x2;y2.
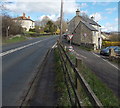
73;45;120;98
2;36;58;106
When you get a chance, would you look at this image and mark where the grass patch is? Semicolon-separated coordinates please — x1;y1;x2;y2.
3;36;27;45
80;63;120;107
68;52;120;107
54;48;71;107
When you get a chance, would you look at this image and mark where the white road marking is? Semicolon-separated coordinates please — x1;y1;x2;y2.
73;51;87;59
92;52;100;58
52;42;57;49
92;52;120;70
0;38;50;57
102;59;120;71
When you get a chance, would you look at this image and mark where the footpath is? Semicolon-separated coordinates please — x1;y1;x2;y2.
29;49;58;106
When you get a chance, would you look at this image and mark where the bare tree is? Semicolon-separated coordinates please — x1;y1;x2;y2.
55;17;67;34
40;16;50;27
2;15;23;38
0;2;11;15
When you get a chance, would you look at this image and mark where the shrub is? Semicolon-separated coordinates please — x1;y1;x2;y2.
102;41;120;47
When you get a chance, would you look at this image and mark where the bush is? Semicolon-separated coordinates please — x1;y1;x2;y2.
29;28;35;32
102;41;120;47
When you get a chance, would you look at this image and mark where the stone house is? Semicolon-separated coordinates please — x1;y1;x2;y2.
13;13;35;31
68;9;102;50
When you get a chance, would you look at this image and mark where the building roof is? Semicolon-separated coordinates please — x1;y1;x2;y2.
13;13;34;22
81;21;98;31
74;20;98;32
68;15;101;27
81;16;101;27
13;17;35;22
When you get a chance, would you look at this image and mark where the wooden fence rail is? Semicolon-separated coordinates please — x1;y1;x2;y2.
57;41;103;108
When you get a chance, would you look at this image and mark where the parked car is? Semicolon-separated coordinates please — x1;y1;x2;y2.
100;46;120;56
114;46;120;56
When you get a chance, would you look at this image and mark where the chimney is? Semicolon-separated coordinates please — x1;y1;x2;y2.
28;16;30;19
76;9;80;16
91;16;94;20
23;13;25;19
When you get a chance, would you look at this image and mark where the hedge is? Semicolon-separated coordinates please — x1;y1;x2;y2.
102;41;120;47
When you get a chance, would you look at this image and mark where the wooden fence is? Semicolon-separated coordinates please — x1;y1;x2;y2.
57;41;103;108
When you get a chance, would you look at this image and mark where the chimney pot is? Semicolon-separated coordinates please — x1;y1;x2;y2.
28;16;30;19
23;13;26;19
23;13;25;17
91;16;94;20
76;9;80;16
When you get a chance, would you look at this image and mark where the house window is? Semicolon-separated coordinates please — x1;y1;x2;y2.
93;31;96;36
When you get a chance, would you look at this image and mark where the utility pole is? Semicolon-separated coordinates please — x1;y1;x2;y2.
59;0;63;42
6;26;10;38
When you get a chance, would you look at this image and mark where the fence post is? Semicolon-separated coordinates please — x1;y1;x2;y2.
75;57;83;106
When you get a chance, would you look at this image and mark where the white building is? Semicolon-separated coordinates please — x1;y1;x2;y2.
68;9;102;50
13;13;35;31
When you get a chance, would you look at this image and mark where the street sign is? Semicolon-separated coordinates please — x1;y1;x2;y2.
68;34;73;40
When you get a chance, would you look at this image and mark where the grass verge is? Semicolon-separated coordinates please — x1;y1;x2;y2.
68;51;120;107
2;36;27;45
54;48;71;107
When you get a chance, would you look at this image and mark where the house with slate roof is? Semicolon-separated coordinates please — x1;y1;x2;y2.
13;13;35;31
68;9;102;50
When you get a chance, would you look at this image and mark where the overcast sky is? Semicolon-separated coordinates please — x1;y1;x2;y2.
1;0;119;32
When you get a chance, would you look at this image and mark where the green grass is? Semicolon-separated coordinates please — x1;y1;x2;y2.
80;63;120;107
3;36;27;45
54;48;71;107
68;52;120;107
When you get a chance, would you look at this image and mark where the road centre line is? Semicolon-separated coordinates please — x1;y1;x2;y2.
0;38;50;57
74;51;87;59
92;52;120;71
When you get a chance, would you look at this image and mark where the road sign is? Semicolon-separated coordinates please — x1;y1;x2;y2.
68;34;73;40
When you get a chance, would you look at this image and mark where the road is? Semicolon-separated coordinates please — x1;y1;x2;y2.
2;36;58;106
72;45;120;98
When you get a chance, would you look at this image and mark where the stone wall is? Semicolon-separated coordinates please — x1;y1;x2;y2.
72;21;93;45
68;16;81;34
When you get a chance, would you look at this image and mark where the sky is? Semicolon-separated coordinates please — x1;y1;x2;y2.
1;0;119;32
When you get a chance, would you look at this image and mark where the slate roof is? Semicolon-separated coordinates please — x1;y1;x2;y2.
81;16;101;27
81;21;98;31
68;15;101;27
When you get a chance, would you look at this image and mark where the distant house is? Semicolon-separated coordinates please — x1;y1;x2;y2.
13;13;35;31
68;9;102;50
101;32;110;41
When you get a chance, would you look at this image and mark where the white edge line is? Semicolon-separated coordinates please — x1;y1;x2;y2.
0;38;50;57
103;59;120;71
92;52;120;70
92;52;100;58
